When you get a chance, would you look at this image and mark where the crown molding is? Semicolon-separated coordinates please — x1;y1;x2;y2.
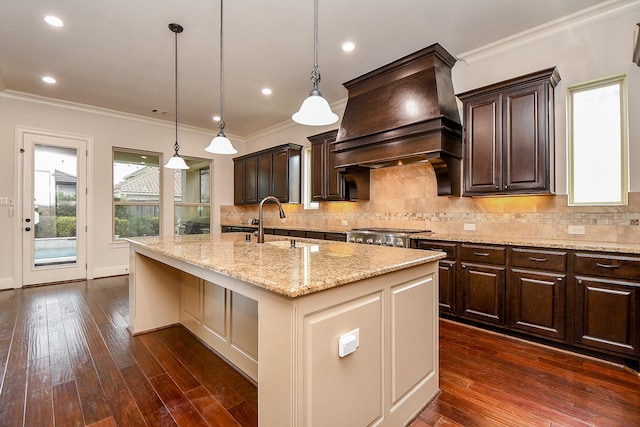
457;0;640;65
0;90;244;141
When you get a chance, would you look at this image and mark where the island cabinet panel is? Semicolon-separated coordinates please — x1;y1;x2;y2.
509;248;567;341
458;67;560;196
390;276;437;405
302;292;383;427
233;143;302;205
179;276;259;381
573;252;640;358
459;244;506;325
412;240;457;314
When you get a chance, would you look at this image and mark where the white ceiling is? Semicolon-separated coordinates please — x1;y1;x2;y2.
0;0;612;138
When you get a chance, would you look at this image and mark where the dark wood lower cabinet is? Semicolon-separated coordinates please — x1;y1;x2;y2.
411;238;640;367
510;269;565;341
438;260;456;314
574;276;640;357
460;262;506;325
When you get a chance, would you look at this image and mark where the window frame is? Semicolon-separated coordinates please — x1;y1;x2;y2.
112;148;163;240
567;74;629;206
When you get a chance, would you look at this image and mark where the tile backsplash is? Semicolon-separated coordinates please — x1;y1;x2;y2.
220;163;640;244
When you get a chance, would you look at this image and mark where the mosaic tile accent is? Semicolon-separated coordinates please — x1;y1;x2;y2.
220;163;640;244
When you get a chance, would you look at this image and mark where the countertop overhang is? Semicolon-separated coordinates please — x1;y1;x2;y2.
125;233;445;298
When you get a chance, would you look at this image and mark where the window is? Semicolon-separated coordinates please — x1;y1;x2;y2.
174;158;212;235
567;75;628;205
113;149;161;239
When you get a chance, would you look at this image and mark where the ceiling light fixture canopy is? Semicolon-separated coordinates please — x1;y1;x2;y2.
292;0;338;126
205;0;237;155
164;23;189;170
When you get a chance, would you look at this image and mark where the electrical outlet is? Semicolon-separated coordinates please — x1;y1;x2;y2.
341;219;348;226
568;225;585;235
464;223;476;231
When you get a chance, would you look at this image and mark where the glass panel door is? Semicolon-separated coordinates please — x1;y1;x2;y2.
22;132;87;285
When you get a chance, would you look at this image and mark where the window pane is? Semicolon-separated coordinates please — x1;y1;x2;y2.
113;149;162;240
173;159;211;203
569;77;627;205
115;205;160;238
176;206;210;235
114;152;160;203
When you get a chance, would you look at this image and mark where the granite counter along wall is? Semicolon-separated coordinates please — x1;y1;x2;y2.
220;163;640;245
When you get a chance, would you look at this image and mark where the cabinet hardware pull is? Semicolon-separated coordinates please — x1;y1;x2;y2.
528;257;548;262
577;279;583;285
557;277;563;282
462;264;467;269
474;252;490;257
595;262;620;269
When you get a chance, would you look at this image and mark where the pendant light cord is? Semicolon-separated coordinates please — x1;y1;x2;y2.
174;27;180;153
218;0;225;131
311;0;320;91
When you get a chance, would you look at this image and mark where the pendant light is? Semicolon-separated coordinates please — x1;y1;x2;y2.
165;23;189;169
205;0;237;155
291;0;338;126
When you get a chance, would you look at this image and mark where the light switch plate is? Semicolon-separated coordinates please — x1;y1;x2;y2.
464;223;476;231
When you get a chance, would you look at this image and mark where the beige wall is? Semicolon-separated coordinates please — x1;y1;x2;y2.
0;93;237;287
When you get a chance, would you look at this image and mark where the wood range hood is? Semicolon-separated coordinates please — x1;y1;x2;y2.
333;43;463;198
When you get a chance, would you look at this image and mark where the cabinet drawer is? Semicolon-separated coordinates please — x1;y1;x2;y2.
413;240;456;260
460;244;506;264
511;248;567;272
574;252;640;280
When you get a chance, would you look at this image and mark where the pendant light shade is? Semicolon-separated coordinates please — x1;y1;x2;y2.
205;0;237;155
165;23;189;170
292;0;338;126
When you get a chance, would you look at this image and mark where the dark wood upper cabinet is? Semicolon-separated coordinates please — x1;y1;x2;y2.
233;144;302;205
458;67;561;196
308;130;349;202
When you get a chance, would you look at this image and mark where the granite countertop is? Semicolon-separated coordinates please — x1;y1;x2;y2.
126;233;445;298
221;223;640;254
411;232;640;254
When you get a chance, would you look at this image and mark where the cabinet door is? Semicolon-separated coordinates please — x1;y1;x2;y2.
233;159;245;205
463;93;502;194
439;260;456;315
510;269;565;341
257;152;272;200
244;156;259;204
460;262;506;325
310;141;325;200
574;277;639;357
272;149;289;201
502;82;550;192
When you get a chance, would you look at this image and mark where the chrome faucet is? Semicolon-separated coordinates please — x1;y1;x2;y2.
257;196;286;243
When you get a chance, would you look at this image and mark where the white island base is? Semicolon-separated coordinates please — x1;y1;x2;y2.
128;243;440;426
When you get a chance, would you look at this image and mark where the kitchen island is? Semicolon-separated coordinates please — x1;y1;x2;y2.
126;233;445;426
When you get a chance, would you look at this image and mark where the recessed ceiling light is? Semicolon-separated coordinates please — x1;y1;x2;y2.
342;41;355;52
42;76;56;84
44;15;64;27
261;88;272;95
213;115;221;122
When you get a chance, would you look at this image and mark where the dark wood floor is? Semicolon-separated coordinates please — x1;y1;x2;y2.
0;277;638;426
